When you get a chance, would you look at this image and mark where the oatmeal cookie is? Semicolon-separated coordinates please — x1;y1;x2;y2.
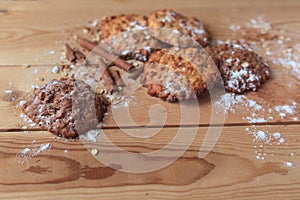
100;14;168;62
141;47;219;102
100;14;148;39
21;78;110;138
206;43;271;93
148;9;210;48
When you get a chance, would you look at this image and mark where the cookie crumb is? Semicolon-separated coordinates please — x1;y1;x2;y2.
22;64;30;69
51;66;60;74
91;148;99;156
37;77;45;81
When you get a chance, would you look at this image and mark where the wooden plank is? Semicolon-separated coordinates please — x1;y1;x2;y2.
0;0;299;199
0;63;299;129
0;124;298;199
0;0;300;65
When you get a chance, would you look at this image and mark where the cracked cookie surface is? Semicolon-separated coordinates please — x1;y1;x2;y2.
141;47;219;102
148;9;210;48
101;14;168;62
22;78;110;138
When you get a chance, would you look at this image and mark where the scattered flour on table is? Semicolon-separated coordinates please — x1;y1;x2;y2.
284;161;295;168
215;93;297;123
245;127;287;161
79;129;101;142
245;128;286;145
49;50;56;55
16;143;51;164
51;66;60;74
4;90;13;94
215;93;264;119
215;92;297;167
274;102;297;119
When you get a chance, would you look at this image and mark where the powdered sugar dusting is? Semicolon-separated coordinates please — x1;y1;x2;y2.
253;131;269;142
216;88;298;167
274;102;297;119
245;126;288;160
247;16;272;31
284;161;295;168
16;143;51;164
216;93;297;122
225;62;261;93
215;93;264;118
79;129;100;142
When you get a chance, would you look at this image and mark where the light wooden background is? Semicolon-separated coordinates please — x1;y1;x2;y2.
0;0;300;199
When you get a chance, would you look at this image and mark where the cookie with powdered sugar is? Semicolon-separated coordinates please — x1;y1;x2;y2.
21;78;110;138
100;14;168;62
206;43;271;93
141;47;219;102
148;9;210;48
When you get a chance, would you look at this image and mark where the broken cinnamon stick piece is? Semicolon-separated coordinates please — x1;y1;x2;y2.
65;43;76;62
98;59;116;94
110;69;125;87
65;43;86;64
77;37;134;72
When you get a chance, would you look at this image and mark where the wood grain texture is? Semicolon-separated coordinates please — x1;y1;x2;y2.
0;0;299;199
0;0;300;65
0;124;299;199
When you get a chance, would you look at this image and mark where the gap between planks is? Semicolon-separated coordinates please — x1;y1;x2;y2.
1;120;300;132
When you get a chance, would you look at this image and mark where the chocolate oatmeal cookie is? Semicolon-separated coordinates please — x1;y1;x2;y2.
100;14;168;62
148;9;210;48
141;47;219;102
21;78;110;138
206;43;271;93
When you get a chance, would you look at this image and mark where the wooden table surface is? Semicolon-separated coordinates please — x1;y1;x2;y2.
0;0;300;199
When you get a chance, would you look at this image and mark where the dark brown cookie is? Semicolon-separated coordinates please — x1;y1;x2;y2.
148;9;210;48
21;78;110;138
100;14;168;62
206;43;271;93
141;47;219;102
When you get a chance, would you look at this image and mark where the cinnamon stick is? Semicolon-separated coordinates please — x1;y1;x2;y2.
77;37;134;72
98;59;116;94
65;43;76;62
65;43;86;64
110;69;125;86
